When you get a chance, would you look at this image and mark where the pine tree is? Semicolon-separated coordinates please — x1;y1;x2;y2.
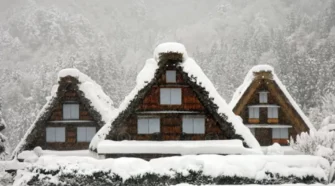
0;97;8;160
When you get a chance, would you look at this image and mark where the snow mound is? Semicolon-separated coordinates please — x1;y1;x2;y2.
266;143;284;155
13;155;330;185
229;64;315;131
97;140;262;155
153;42;188;61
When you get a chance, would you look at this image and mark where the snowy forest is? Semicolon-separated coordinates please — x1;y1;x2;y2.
0;0;335;153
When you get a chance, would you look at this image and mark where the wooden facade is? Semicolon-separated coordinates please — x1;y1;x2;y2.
110;67;226;142
18;76;103;152
99;52;252;159
232;71;311;146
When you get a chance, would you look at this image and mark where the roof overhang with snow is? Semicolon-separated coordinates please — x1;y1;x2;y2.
90;42;261;152
229;65;315;132
12;68;116;158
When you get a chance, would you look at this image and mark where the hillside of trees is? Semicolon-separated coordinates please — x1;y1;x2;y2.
0;0;335;153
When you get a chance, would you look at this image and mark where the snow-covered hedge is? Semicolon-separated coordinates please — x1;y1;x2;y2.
13;155;329;185
290;130;335;162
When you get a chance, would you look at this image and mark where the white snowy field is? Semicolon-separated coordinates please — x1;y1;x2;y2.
8;154;332;185
173;184;335;186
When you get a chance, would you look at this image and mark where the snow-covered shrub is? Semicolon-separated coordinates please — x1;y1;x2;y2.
0;171;14;186
266;143;284;155
290;130;335;162
13;155;329;185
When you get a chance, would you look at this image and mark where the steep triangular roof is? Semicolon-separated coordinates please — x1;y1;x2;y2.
229;64;315;131
90;42;260;151
12;68;116;157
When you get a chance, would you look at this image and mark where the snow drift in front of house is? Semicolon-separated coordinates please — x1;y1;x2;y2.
90;42;260;151
229;64;315;131
12;68;115;158
97;140;262;155
12;154;330;185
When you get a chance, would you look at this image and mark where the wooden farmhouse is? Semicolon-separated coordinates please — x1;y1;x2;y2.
12;69;115;158
229;65;315;146
90;43;261;159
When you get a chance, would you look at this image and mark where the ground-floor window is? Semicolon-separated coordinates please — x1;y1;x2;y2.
182;116;205;134
77;127;96;142
46;127;65;142
272;128;289;139
137;117;160;134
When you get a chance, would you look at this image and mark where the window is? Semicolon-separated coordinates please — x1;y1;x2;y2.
268;107;279;118
138;117;160;134
63;103;79;120
272;128;289;139
160;88;182;105
259;92;268;103
46;127;65;142
182;116;205;134
77;127;96;142
166;70;176;83
248;107;260;118
249;128;255;136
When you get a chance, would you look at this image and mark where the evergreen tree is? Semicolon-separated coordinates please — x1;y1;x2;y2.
0;97;8;160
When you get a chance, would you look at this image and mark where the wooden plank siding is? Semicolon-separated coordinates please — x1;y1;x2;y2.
232;72;310;146
115;66;227;142
27;86;100;151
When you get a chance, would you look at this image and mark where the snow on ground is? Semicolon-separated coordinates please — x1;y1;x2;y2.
173;184;335;186
12;154;330;184
262;146;304;155
229;64;315;131
18;149;91;162
97;140;262;155
90;42;261;151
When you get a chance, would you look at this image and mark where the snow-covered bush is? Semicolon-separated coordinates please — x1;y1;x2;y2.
13;155;329;185
290;130;335;162
266;143;284;155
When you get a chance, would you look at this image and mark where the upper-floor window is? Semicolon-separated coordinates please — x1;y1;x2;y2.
272;128;288;139
63;103;79;120
268;107;279;119
166;70;176;83
248;107;260;119
259;92;268;103
77;127;96;142
160;88;182;105
138;117;160;134
182;116;205;134
46;127;65;142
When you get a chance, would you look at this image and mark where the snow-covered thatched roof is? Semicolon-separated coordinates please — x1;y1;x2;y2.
90;42;261;152
229;64;315;131
12;68;116;158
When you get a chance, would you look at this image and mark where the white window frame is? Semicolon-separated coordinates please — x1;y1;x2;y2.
137;117;160;134
272;128;289;139
268;107;279;119
160;88;182;105
46;127;65;142
259;92;268;103
63;103;80;120
182;116;205;134
166;70;177;83
248;107;260;119
77;127;96;142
